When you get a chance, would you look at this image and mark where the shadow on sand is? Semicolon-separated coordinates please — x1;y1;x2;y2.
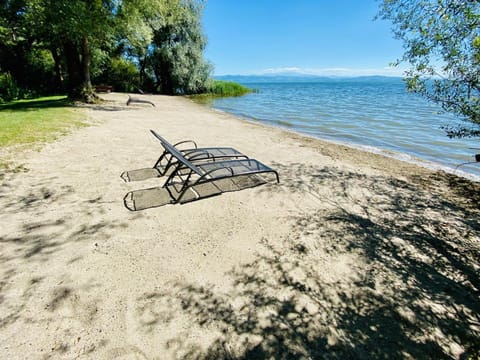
132;164;480;359
123;175;267;210
121;166;270;210
0;173;127;356
0;97;70;111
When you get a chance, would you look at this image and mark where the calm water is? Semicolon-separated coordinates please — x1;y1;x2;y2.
207;76;480;180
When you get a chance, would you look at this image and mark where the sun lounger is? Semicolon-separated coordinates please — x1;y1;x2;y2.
150;130;248;176
153;130;279;203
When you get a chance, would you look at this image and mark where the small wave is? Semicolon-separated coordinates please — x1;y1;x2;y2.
206;78;480;180
276;120;295;127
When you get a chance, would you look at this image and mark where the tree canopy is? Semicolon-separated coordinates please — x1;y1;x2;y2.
0;0;212;102
378;0;480;137
149;0;212;94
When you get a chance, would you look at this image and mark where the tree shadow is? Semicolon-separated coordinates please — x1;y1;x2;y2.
0;171;127;357
86;104;136;112
131;164;480;359
0;97;71;111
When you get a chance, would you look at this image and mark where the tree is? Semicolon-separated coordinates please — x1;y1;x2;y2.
95;0;212;95
25;0;118;102
114;0;165;91
148;0;212;95
378;0;480;137
0;0;213;101
0;0;58;97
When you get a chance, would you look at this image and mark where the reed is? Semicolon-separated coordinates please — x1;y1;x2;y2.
207;80;255;97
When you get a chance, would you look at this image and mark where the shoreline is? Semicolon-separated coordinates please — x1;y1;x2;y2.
204;103;480;182
1;93;478;359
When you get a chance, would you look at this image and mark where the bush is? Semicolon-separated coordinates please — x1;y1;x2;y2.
208;80;253;97
0;72;20;103
93;57;141;93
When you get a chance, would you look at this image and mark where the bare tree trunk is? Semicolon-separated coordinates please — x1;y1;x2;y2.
63;40;82;99
80;37;96;103
81;37;91;86
50;46;64;90
63;37;96;103
139;55;147;89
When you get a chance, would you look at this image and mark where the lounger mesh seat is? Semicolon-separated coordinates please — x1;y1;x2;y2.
178;148;246;167
151;131;248;175
150;130;279;203
195;159;274;178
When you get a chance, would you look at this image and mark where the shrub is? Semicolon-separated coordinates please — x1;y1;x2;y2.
108;57;141;93
0;72;20;102
93;57;141;93
208;80;253;97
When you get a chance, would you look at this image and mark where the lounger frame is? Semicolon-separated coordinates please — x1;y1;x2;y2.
151;131;248;176
151;130;279;203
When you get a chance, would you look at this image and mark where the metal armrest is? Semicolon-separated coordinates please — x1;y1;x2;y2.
186;151;213;161
197;166;234;182
173;140;197;150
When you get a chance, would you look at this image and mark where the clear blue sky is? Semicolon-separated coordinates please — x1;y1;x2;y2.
202;0;405;76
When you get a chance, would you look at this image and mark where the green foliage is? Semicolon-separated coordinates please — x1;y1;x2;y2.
24;49;57;95
378;0;480;138
0;0;214;100
21;0;119;100
207;80;253;97
27;0;116;46
149;0;212;94
189;81;254;105
0;45;58;97
0;72;20;102
0;96;85;147
93;57;141;93
0;0;59;97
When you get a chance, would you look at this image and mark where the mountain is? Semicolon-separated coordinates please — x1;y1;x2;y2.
214;74;403;84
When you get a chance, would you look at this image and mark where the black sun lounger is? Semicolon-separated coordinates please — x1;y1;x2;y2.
150;130;248;176
154;131;279;203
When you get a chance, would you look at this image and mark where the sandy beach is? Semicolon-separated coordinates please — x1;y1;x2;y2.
1;93;479;359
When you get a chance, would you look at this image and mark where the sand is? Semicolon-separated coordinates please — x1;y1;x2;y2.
0;93;479;359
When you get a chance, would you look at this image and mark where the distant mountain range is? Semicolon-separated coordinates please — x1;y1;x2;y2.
214;74;404;84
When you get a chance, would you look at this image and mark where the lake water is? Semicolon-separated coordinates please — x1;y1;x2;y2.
206;76;480;180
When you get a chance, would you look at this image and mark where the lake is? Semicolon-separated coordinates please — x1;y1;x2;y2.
205;76;480;180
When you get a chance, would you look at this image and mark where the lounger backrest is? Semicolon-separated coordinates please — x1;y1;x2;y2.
150;130;170;146
150;130;203;176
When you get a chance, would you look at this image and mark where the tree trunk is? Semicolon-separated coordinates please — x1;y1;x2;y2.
63;38;96;103
50;46;64;90
139;56;147;89
80;36;96;103
159;61;174;95
63;40;83;99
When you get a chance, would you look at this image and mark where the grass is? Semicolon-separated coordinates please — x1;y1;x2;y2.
0;96;86;148
0;95;87;176
189;80;255;104
208;80;254;97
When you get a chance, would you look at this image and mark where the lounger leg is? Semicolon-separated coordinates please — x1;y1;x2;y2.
154;151;170;175
273;170;280;183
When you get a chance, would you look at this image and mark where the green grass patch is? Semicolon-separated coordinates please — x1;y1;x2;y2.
189;80;255;103
0;95;86;148
208;80;254;97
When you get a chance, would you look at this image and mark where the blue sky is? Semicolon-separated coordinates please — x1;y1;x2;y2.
202;0;406;76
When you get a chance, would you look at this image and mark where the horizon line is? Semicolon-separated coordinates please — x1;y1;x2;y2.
213;66;407;78
213;73;405;78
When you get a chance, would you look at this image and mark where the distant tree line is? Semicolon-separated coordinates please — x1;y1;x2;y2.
0;0;212;102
